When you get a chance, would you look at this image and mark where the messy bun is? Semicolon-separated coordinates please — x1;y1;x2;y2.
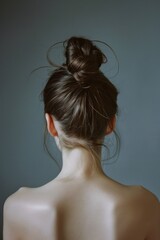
65;37;106;82
43;36;119;167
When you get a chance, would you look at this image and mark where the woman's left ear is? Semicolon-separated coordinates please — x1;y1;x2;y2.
45;113;58;137
105;115;116;135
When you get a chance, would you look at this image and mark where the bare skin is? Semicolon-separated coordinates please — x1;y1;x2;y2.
3;115;160;240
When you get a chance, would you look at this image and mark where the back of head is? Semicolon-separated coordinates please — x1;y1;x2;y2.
43;36;118;155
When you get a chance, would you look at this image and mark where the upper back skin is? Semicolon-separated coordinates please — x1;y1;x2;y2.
3;175;160;240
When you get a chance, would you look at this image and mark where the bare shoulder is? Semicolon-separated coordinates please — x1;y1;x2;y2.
4;186;57;217
101;176;159;206
120;185;160;224
3;187;57;240
109;183;160;239
3;187;32;239
4;187;30;218
117;184;159;211
133;185;160;219
133;186;160;239
4;187;37;213
101;178;159;219
128;185;159;207
4;187;38;227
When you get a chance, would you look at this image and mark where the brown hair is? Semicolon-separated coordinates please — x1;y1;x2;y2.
43;36;119;167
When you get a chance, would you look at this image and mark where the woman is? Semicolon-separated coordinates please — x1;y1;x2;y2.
3;37;160;240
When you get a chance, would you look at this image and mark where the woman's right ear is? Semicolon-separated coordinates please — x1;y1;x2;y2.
45;113;58;137
105;115;116;135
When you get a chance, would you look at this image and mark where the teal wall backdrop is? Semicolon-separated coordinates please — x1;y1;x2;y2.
1;0;160;236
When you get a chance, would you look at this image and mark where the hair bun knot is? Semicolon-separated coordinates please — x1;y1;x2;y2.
64;37;106;82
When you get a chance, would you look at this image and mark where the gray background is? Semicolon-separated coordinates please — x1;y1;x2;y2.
1;0;160;236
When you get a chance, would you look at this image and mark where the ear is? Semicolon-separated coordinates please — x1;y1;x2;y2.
105;115;116;135
45;113;58;137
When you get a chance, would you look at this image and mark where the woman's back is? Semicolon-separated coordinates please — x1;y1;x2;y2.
4;174;160;240
3;36;160;240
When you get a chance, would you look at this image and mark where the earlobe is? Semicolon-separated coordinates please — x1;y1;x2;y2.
105;115;116;135
45;113;58;137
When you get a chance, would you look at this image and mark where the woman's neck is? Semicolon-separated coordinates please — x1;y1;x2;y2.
55;146;105;181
